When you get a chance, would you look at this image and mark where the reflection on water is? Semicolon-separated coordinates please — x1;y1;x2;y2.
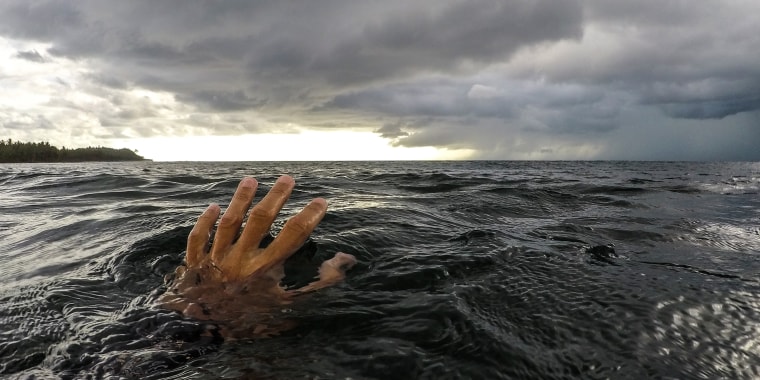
689;222;760;253
1;161;759;378
646;289;760;377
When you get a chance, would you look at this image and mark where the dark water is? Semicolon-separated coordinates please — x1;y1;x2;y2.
1;161;759;379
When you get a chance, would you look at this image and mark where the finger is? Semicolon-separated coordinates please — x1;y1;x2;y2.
241;198;327;275
235;175;295;251
210;177;258;263
318;252;357;282
186;203;221;267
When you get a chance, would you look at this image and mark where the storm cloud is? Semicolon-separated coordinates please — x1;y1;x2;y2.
1;0;759;159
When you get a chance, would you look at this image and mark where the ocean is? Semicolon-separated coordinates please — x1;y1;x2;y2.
1;161;759;379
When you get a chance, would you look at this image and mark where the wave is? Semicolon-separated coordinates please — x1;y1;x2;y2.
1;161;759;378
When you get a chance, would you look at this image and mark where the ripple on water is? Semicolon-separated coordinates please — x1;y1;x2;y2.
2;161;760;378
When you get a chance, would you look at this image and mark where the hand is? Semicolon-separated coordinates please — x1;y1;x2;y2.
159;175;356;338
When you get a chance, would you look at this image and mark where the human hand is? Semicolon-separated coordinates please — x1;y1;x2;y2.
159;175;356;337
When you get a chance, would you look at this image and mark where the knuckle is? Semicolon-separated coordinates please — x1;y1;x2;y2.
218;213;242;228
250;205;277;222
285;217;311;239
187;228;206;241
268;187;287;196
232;190;252;203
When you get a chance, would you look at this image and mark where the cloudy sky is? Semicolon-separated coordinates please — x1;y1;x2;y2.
1;0;759;160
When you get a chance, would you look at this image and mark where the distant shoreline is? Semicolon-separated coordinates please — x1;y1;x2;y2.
0;140;147;163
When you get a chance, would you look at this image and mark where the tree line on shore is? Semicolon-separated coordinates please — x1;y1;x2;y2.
0;139;146;163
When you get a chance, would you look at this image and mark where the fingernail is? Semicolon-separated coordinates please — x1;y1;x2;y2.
276;175;295;184
240;177;256;187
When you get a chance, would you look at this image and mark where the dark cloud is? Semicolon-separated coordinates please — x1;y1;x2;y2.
304;1;584;86
0;1;584;99
660;97;760;120
587;0;712;27
15;49;47;62
325;83;489;118
0;1;82;40
87;74;130;90
324;79;622;138
374;121;410;140
177;90;268;112
637;78;760;119
531;1;760;123
1;0;759;159
595;107;760;161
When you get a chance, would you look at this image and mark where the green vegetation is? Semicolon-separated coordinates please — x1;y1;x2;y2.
0;139;147;163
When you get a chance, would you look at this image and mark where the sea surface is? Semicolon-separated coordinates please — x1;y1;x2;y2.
1;161;759;379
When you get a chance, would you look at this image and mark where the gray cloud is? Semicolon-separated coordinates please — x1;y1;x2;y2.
660;97;760;120
177;90;268;112
87;74;130;90
0;112;55;130
528;1;760;122
0;0;758;159
1;1;584;104
303;1;584;86
0;1;83;40
15;49;47;62
374;121;410;140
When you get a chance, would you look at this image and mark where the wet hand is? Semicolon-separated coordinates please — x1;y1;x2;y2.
159;175;356;337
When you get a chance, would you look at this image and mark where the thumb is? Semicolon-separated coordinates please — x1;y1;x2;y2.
318;252;357;283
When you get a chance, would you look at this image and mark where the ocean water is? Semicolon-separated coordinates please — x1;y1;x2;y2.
1;161;759;379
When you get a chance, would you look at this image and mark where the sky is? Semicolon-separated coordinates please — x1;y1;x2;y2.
1;0;759;161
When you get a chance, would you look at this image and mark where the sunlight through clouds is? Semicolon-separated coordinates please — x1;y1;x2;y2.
115;130;475;161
